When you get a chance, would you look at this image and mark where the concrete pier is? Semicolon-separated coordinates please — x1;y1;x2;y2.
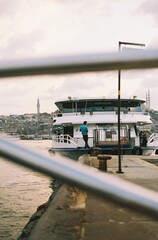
18;154;158;240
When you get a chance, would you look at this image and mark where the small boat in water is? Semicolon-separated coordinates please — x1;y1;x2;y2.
19;134;43;140
143;133;158;155
51;97;153;159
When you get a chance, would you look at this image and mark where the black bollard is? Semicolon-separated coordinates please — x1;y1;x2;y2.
97;155;112;172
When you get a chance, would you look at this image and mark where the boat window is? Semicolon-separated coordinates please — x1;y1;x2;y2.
55;99;145;113
52;125;63;134
63;125;73;137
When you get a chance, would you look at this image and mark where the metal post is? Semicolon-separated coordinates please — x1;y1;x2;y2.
117;42;123;173
117;41;145;174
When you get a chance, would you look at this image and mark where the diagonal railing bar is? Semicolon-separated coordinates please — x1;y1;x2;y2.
1;48;158;78
1;48;158;218
0;138;158;218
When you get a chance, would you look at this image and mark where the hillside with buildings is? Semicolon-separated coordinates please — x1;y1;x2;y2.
1;95;158;138
0;99;53;139
0;112;53;139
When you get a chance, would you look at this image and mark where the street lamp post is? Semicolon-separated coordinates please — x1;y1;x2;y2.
117;41;145;174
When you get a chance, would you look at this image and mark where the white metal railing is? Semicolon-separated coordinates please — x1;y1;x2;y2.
1;48;158;77
1;49;158;217
52;134;78;146
1;137;158;217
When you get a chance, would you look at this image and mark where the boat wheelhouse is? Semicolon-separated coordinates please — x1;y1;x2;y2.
51;97;152;159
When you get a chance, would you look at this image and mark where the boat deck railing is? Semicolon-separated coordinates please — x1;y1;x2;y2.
52;134;79;146
1;49;158;217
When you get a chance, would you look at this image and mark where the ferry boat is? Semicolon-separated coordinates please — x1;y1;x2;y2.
51;97;152;159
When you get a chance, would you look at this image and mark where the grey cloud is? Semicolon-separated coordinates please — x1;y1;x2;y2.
148;37;158;49
46;72;117;104
121;69;158;89
0;79;33;98
0;0;17;17
138;0;158;23
140;70;158;89
51;0;110;17
1;30;43;59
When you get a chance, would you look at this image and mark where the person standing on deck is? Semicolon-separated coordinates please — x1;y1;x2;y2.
80;121;90;149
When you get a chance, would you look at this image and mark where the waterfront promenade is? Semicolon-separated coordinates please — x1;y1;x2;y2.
19;154;158;240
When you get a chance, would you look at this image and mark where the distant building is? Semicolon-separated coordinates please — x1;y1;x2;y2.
37;98;40;115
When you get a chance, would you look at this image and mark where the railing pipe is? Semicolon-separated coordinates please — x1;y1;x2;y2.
0;138;158;218
1;48;158;77
1;48;158;219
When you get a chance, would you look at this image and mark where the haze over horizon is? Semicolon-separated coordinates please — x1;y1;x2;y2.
1;0;158;115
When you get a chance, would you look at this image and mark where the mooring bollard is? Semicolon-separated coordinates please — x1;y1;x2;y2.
97;155;112;172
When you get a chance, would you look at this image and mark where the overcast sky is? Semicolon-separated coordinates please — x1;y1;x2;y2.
1;0;158;115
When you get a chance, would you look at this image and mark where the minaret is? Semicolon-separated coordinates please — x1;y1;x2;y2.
146;90;150;110
37;98;40;115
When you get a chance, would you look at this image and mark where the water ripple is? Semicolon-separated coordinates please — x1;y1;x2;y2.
0;136;52;240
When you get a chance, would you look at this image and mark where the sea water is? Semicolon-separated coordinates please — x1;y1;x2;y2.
0;135;53;240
